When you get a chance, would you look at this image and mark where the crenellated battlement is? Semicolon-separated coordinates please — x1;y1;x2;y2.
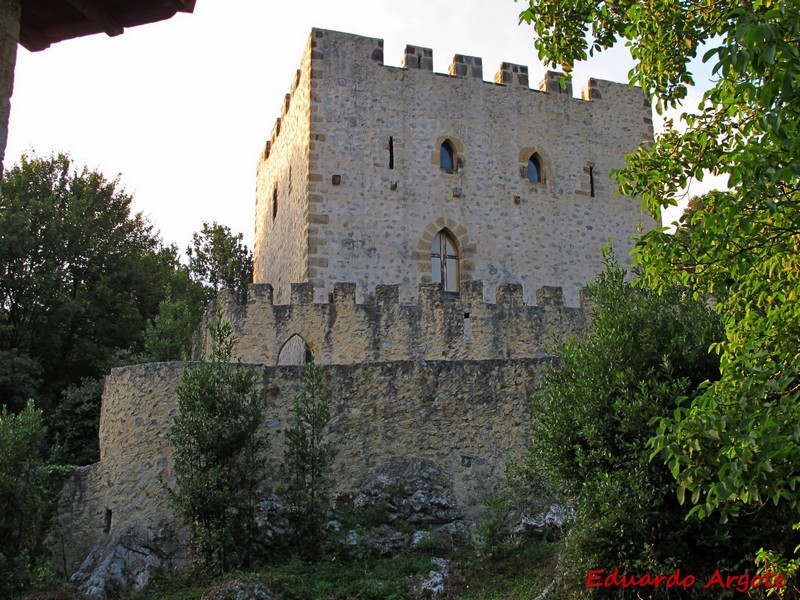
196;281;588;367
253;27;653;307
259;28;650;167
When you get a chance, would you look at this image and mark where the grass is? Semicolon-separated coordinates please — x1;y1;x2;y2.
14;541;559;600
123;550;437;600
451;541;559;600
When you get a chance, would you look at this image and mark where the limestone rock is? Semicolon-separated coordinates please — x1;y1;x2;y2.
418;557;451;598
69;521;188;598
355;457;465;526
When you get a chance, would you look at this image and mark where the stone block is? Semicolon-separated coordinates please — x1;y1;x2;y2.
536;286;564;307
290;282;314;304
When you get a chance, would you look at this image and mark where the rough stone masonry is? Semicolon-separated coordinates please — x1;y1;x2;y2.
53;27;653;596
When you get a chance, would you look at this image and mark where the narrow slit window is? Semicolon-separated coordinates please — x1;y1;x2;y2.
389;136;394;169
272;185;278;221
440;140;455;172
589;166;595;197
527;154;543;183
431;230;459;292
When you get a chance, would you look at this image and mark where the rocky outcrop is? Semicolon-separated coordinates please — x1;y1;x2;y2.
418;557;452;598
352;458;465;526
69;520;189;598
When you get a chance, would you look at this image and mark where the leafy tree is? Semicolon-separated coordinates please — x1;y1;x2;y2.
169;313;267;573
143;296;198;362
281;361;337;560
50;377;105;466
0;153;183;416
0;402;71;595
0;349;41;413
187;222;254;304
518;0;800;536
528;261;797;595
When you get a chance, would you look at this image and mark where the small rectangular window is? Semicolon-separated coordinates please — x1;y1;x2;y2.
389;136;394;170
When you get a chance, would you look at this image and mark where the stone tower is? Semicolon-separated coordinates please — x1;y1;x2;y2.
54;30;657;595
254;28;653;306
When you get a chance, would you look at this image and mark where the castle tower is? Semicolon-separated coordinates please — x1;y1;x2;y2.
254;28;653;305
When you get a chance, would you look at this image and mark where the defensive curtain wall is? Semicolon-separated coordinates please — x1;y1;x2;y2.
254;28;653;307
55;284;588;594
51;26;651;596
199;281;586;365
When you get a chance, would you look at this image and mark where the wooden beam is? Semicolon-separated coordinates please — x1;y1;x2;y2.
65;0;124;37
18;27;51;52
170;0;197;13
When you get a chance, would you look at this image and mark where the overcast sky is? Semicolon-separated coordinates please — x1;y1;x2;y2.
6;1;712;254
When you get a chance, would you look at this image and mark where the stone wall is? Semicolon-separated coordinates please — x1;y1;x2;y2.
55;363;186;579
253;38;312;304
196;281;586;366
254;28;655;306
57;357;548;589
0;0;20;176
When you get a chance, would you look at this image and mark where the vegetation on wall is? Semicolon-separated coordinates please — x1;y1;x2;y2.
279;361;337;559
169;312;267;573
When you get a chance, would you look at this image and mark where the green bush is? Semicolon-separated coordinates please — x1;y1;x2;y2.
0;402;72;596
49;377;104;466
529;258;798;596
169;314;267;573
280;361;337;560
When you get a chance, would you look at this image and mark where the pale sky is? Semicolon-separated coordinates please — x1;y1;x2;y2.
6;1;714;254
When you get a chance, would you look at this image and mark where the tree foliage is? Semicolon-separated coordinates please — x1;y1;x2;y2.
187;222;254;304
169;313;267;573
519;0;800;522
143;296;199;363
281;361;337;559
529;262;797;595
0;402;71;595
50;377;105;466
0;153;183;414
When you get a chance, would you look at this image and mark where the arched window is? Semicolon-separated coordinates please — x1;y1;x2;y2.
277;334;312;365
527;154;543;183
440;140;455;172
431;230;459;292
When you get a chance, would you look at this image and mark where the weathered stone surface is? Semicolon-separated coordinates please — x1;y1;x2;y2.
353;457;463;526
56;359;543;590
254;28;655;307
69;520;188;598
198;281;587;366
419;557;451;598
